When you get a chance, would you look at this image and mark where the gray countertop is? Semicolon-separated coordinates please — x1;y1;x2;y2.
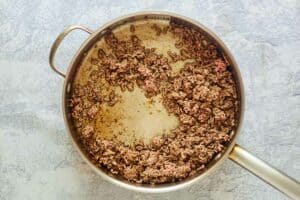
0;0;299;199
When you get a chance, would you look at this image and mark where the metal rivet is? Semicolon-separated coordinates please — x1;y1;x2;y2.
67;82;71;93
214;153;221;160
230;130;235;137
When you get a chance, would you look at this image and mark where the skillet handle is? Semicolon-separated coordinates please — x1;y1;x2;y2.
229;144;300;199
49;25;93;78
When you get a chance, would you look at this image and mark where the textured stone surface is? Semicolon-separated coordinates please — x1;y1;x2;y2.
0;0;299;199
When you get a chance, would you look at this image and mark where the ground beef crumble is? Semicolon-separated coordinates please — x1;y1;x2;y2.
69;22;239;184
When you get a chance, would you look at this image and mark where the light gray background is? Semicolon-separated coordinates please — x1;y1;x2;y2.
0;0;299;199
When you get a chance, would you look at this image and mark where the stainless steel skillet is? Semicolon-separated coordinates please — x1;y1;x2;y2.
49;11;300;199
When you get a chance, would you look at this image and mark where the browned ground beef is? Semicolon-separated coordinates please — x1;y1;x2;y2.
69;22;239;184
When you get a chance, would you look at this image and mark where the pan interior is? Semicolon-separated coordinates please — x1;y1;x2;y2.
74;18;198;145
66;13;243;190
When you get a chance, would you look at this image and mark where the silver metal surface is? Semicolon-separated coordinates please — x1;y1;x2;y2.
49;11;299;197
229;145;300;200
49;25;93;77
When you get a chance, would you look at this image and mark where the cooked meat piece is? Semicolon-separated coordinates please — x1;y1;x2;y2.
123;166;138;180
215;58;227;73
87;105;99;119
82;125;94;138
